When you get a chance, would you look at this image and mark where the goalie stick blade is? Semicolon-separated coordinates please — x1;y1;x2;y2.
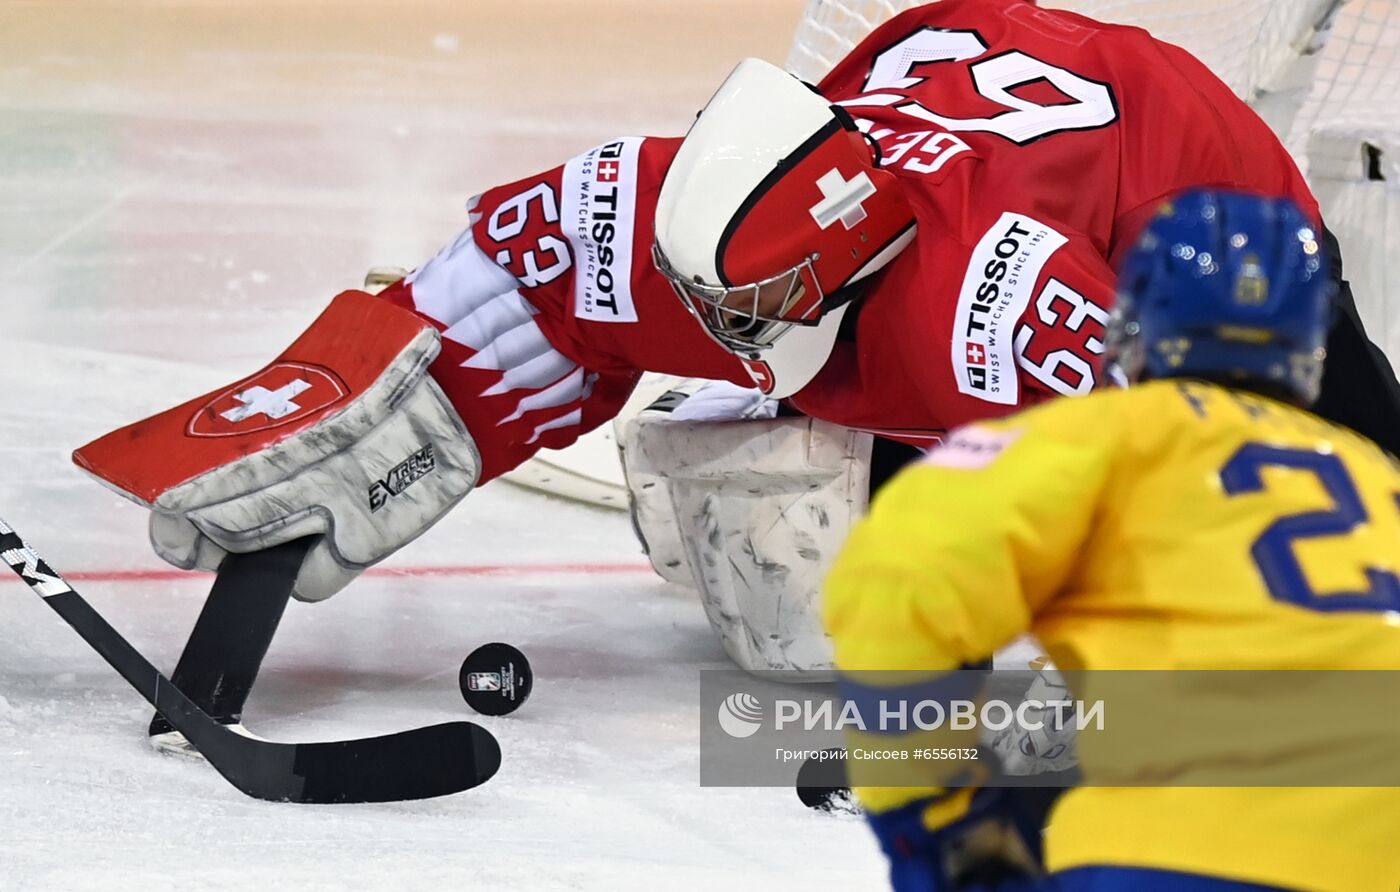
147;669;503;803
289;721;501;803
1;518;502;803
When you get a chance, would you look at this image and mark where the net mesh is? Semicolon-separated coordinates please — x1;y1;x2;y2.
1289;1;1400;151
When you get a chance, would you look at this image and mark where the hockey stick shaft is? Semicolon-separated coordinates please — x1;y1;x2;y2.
150;538;302;737
0;517;501;803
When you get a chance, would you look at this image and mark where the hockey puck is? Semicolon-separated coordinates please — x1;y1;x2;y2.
459;642;533;716
796;747;858;813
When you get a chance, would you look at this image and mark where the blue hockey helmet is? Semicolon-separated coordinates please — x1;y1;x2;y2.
1108;188;1335;403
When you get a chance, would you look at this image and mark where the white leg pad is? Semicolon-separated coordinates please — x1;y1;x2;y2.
624;412;872;674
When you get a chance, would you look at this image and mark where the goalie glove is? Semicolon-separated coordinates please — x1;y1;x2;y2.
74;291;481;601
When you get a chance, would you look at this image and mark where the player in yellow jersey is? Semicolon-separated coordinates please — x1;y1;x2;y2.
823;188;1400;892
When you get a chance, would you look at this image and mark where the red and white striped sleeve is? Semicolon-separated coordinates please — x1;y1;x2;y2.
377;136;747;482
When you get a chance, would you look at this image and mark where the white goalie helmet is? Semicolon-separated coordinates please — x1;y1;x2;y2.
653;58;918;398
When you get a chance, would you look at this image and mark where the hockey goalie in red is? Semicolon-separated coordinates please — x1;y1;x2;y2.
78;2;1400;617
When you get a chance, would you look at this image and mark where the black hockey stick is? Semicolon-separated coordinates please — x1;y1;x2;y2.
0;516;501;803
149;538;302;740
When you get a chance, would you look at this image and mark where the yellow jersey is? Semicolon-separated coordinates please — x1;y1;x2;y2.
824;379;1400;892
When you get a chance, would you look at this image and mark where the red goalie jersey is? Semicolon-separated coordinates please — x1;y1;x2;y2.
377;0;1318;481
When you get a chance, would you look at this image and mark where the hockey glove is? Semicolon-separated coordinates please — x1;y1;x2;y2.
866;785;1046;892
74;291;480;601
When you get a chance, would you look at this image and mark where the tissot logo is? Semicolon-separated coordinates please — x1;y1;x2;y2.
187;363;348;437
589;144;625;316
564;137;641;323
952;212;1068;405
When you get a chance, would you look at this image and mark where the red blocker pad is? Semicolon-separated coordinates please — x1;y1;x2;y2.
75;291;435;506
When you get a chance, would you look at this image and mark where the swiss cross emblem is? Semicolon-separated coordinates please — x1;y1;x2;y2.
219;379;312;423
742;358;776;395
809;168;877;231
965;342;986;366
187;362;349;438
596;160;620;183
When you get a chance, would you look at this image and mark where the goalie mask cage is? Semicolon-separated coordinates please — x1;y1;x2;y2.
786;0;1400;360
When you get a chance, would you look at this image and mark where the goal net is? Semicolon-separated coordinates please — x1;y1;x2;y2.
786;0;1400;356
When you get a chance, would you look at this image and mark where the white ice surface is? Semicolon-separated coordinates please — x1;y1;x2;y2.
0;2;886;889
